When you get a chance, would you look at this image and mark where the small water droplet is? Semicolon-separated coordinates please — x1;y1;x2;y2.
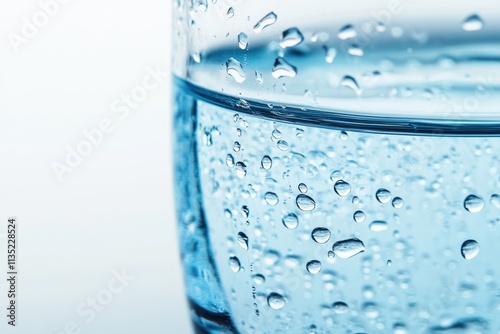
311;227;331;244
464;195;484;213
235;161;247;178
226;7;234;18
263;250;281;265
277;140;290;151
265;192;279;206
332;301;349;314
296;194;316;211
226;58;246;83
330;170;343;181
353;210;366;223
461;240;480;260
267;292;286;310
282;213;299;230
324;46;337;63
237;32;248;49
241;205;249;218
252;274;265;284
272;128;282;139
352;196;360;205
279;27;304;48
261;155;272;169
226;154;234;167
298;183;308;193
253;12;277;33
255;71;263;84
340;75;361;96
334;180;351;197
338;24;357;40
347;45;364;56
462;14;484;32
327;251;335;258
387;259;393;267
237;232;249;250
491;194;500;208
272;57;297;78
229;256;241;272
369;220;388;232
392;197;404;209
233;141;241;152
339;131;349;140
376;188;392;204
362;302;379;319
332;238;365;259
306;260;322;274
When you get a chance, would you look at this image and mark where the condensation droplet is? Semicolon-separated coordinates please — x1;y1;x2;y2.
261;155;272;169
252;274;265;284
253;12;277;33
332;301;349;314
353;210;366;223
306;260;322;274
237;232;249;250
387;259;393;267
237;32;248;49
338;24;357;40
235;161;247;178
279;27;304;48
265;192;279;206
332;238;366;259
229;256;241;272
226;154;234;167
298;183;308;193
462;14;484;32
369;220;388;232
461;240;480;260
340;75;361;96
272;57;297;78
491;194;500;208
233;141;241;152
241;205;249;218
334;180;351;197
296;194;316;211
324;46;337;63
330;170;343;181
392;197;404;208
226;58;246;83
311;227;331;244
362;302;379;319
277;140;290;151
376;188;392;204
267;292;286;310
282;213;299;230
464;195;485;213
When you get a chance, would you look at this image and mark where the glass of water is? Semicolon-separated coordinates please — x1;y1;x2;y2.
173;0;500;333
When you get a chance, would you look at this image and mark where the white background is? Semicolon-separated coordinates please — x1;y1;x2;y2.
0;0;191;333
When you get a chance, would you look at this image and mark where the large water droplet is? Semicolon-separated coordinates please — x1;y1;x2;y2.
332;301;349;314
235;161;247;178
306;260;322;274
237;32;248;49
311;227;331;244
229;256;241;272
265;192;279;206
296;194;316;211
338;24;357;40
261;155;272;169
491;194;500;208
267;292;286;310
464;195;484;213
353;210;366;223
272;57;297;78
340;75;361;96
282;213;299;230
332;238;366;259
461;240;480;260
334;180;351;197
462;14;484;31
226;58;246;83
376;188;392;204
253;12;277;33
369;220;388;232
237;232;249;250
279;27;304;48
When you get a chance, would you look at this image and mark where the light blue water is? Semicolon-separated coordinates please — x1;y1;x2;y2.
174;43;500;333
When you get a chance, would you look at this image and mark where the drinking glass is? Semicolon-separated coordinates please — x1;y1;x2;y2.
173;0;500;333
